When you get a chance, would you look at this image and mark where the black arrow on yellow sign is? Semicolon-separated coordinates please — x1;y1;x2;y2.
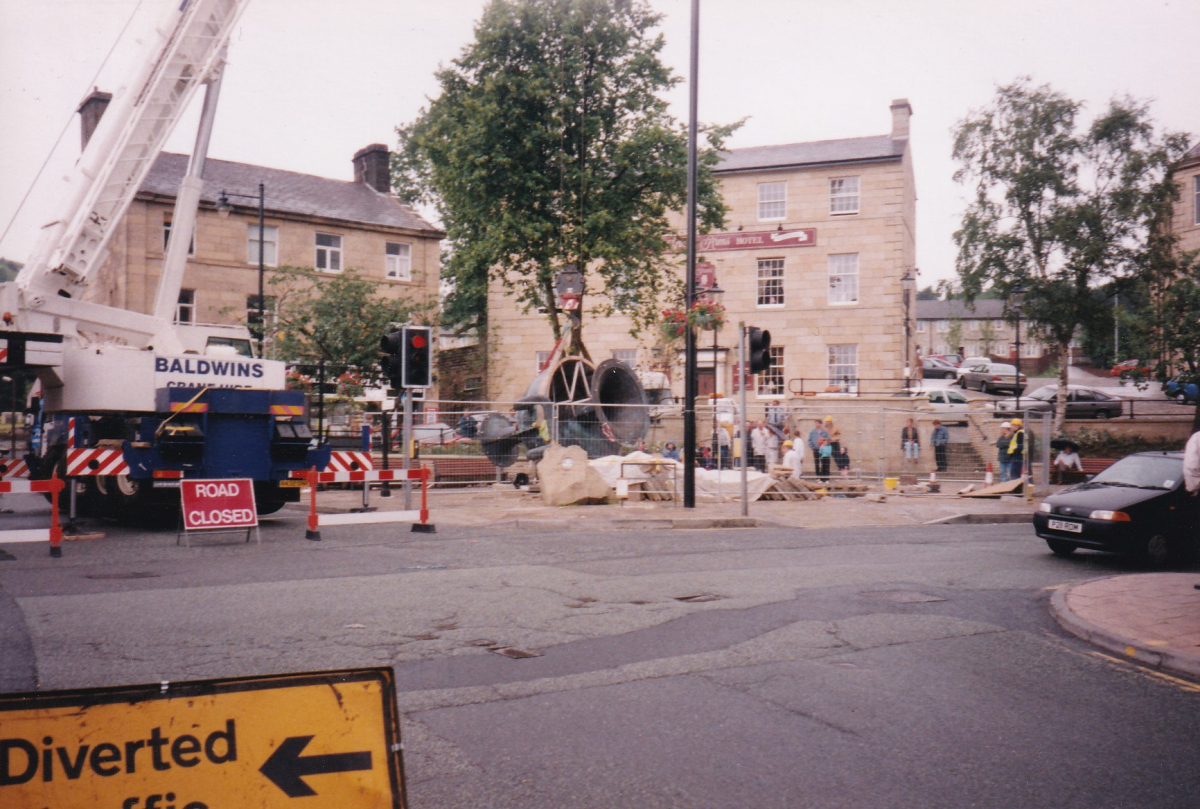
259;735;374;797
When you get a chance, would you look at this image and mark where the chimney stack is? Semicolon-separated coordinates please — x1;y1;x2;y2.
890;98;912;141
353;144;391;194
78;88;112;151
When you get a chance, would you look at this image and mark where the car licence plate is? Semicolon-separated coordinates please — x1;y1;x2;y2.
1048;518;1082;533
279;479;308;488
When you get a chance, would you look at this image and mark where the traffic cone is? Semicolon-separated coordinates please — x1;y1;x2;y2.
984;462;994;487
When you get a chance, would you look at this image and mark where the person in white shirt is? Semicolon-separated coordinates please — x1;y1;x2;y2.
1184;430;1200;494
781;440;802;479
1052;444;1083;483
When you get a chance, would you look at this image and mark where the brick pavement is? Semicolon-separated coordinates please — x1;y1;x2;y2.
1051;574;1200;680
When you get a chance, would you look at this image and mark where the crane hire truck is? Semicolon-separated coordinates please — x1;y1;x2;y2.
0;0;329;518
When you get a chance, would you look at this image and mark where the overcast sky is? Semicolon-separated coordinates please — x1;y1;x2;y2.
2;0;1198;290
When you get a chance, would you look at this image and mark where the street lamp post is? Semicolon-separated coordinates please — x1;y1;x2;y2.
217;183;266;356
1010;283;1027;413
901;270;915;389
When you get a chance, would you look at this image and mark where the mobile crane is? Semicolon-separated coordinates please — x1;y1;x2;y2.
0;0;329;517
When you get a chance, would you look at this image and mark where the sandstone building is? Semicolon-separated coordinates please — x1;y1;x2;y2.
486;100;917;405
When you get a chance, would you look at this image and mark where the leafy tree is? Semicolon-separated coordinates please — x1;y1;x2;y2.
264;267;429;373
393;0;737;342
915;285;941;301
953;77;1188;431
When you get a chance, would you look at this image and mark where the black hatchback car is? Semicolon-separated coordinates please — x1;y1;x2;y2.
1034;451;1196;567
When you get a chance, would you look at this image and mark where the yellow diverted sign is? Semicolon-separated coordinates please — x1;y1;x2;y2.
0;668;406;808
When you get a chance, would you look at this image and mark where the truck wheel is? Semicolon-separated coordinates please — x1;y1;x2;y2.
99;475;150;518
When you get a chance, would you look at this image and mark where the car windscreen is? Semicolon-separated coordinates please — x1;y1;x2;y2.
1027;386;1057;401
1091;455;1183;490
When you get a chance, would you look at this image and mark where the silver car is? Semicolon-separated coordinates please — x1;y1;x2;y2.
958;362;1027;395
995;385;1122;419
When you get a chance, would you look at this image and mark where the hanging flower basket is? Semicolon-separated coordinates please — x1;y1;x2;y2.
659;308;689;342
336;371;365;398
689;300;726;331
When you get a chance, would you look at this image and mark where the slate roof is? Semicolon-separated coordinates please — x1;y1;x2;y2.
716;134;905;173
139;153;442;236
915;298;1006;319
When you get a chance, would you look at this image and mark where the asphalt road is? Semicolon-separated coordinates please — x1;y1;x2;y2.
2;511;1199;808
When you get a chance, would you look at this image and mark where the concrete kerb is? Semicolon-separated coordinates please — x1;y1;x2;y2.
1049;580;1200;681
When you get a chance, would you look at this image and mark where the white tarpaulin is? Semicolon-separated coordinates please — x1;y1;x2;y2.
589;453;777;501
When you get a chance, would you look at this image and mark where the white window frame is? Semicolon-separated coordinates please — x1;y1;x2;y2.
827;253;859;305
829;176;860;215
247;224;279;267
827;344;858;388
386;241;412;281
757;258;785;307
757;181;786;221
935;319;950;333
175;289;195;324
1194;175;1200;226
536;351;552;372
246;294;278;328
163;218;195;256
757;346;785;397
611;349;638;367
315;232;343;273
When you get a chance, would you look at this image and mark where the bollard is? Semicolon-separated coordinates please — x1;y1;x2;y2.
305;466;321;541
49;471;64;557
984;462;994;487
412;466;436;533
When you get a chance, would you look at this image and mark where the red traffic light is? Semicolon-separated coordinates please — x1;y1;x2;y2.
410;333;427;349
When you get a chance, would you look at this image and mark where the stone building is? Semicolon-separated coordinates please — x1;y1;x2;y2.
915;298;1043;365
77;92;443;369
1171;142;1200;255
486;99;917;404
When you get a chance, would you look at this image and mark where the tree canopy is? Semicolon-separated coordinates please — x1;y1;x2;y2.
393;0;736;340
264;266;428;373
952;77;1188;430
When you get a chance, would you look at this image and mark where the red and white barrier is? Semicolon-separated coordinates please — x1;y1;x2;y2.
0;457;29;478
326;451;373;472
293;466;434;539
0;474;66;556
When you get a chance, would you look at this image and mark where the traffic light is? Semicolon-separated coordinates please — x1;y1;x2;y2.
748;327;772;374
380;329;404;389
400;325;432;388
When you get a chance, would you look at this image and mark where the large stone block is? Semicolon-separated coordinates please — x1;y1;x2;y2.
537;443;613;507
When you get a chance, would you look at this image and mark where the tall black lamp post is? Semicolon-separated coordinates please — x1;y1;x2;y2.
217;183;267;356
1010;282;1027;412
901;269;915;389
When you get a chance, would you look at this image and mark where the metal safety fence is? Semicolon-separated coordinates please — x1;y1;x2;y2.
336;397;1053;492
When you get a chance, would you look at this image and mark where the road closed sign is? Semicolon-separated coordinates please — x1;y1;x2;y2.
181;478;257;531
0;668;406;808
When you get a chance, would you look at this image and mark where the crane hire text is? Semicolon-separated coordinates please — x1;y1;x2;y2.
0;720;237;785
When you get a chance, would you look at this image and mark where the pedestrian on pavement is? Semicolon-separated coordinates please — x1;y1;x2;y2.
750;421;768;472
824;415;842;458
931;419;949;473
1007;418;1026;483
817;437;833;480
807;419;830;475
997;422;1014;482
901;418;920;467
662;441;680;462
764;424;782;469
717;423;731;470
767;400;787;432
835;444;851;477
782;440;802;479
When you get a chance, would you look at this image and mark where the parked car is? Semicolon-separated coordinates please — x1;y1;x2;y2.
929;353;963;367
1164;374;1199;404
994;385;1122;419
955;356;992;381
958;362;1027;394
1034;451;1194;567
1110;359;1150;377
921;356;959;379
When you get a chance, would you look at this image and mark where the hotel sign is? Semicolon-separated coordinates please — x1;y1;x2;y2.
668;228;817;252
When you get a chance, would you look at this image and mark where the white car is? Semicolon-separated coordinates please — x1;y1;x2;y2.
897;388;974;424
955;357;992;381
